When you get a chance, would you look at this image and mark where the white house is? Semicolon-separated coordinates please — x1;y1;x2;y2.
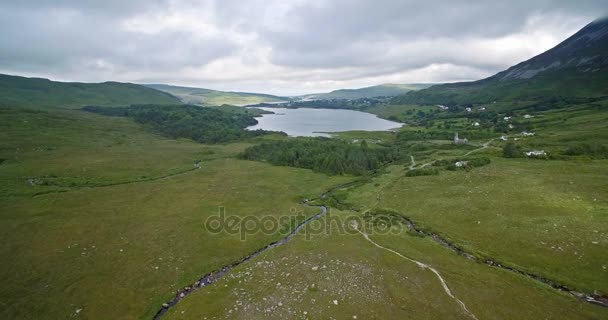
472;122;480;127
500;135;509;141
521;131;535;137
524;114;534;119
455;161;468;167
465;107;472;112
503;116;512;121
437;105;449;110
479;107;487;111
525;150;546;157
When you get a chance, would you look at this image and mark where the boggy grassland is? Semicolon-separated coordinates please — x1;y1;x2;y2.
1;97;608;320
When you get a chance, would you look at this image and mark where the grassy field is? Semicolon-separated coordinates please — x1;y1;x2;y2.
1;88;607;319
0;107;352;319
153;100;608;319
342;158;608;293
162;209;608;320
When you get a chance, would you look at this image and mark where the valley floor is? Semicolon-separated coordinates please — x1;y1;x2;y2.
1;104;607;319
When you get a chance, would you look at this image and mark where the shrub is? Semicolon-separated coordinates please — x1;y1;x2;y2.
503;141;521;158
564;143;608;159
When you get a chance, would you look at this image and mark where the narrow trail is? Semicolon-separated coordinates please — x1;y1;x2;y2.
463;138;494;157
354;225;478;320
369;211;608;307
408;155;416;170
32;167;198;197
361;137;608;309
408;138;495;171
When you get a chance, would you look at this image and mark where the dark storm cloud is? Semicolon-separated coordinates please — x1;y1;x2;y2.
0;0;606;93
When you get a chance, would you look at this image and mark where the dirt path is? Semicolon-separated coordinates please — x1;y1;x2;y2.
32;167;199;197
408;155;416;170
366;211;608;308
354;223;478;320
350;137;608;309
408;138;495;171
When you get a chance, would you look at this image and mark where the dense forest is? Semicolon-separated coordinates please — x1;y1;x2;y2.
240;138;396;175
83;104;279;143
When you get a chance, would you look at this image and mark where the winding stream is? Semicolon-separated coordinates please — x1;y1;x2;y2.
153;201;331;319
152;180;368;318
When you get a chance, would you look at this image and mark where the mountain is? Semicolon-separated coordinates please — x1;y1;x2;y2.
145;84;287;106
0;74;180;109
302;83;434;100
393;17;608;105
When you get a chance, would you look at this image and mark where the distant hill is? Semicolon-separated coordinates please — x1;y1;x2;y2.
145;84;287;106
393;17;608;105
0;74;180;109
302;83;434;100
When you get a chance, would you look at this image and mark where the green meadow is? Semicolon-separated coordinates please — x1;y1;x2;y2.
163;209;607;320
0;106;352;319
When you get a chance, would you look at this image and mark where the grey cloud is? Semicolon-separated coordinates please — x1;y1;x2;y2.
0;0;606;93
0;1;236;78
254;0;606;69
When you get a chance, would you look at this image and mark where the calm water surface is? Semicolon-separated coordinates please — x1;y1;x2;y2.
246;107;402;137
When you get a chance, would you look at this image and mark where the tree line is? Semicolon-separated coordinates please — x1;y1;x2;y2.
83;104;280;143
239;138;396;175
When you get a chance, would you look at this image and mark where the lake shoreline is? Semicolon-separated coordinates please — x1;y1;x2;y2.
246;107;403;137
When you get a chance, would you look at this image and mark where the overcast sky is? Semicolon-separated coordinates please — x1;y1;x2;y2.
1;1;606;95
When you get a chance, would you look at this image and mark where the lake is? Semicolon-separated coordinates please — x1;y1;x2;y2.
246;107;402;137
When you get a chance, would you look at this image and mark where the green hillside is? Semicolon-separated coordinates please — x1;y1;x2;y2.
0;74;180;109
304;83;433;100
145;84;286;106
393;17;608;106
394;70;608;106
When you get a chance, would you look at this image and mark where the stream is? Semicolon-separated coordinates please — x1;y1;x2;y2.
153;201;331;319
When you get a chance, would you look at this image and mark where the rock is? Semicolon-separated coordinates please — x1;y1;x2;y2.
311;266;319;271
162;303;169;308
332;300;338;305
